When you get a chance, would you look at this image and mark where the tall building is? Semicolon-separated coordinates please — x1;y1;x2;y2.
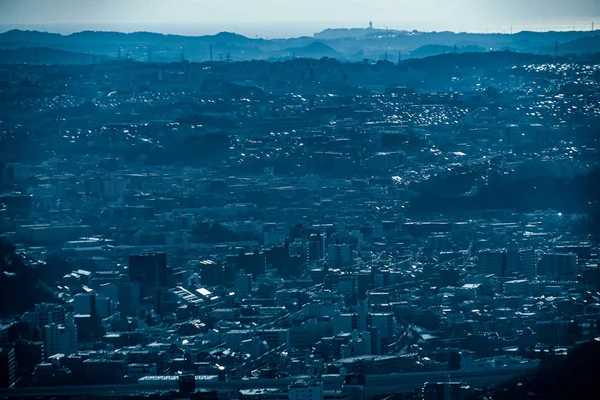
94;296;112;318
306;233;324;264
327;244;353;268
518;248;537;278
355;272;371;299
65;313;79;354
128;253;168;288
478;249;506;276
368;325;381;355
357;300;368;332
237;250;266;278
44;323;60;358
117;281;141;315
128;253;168;306
367;313;395;340
44;313;77;358
0;347;16;388
505;243;520;275
73;293;97;316
333;313;359;334
234;270;252;297
24;303;66;329
266;240;303;278
200;259;235;286
539;253;578;281
289;239;304;258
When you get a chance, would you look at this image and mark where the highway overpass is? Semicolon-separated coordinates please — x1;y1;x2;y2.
0;363;538;398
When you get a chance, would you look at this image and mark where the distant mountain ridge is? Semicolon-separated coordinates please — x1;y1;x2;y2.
284;42;341;58
559;34;600;54
408;44;486;58
0;28;598;63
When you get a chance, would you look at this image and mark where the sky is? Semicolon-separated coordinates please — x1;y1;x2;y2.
0;0;599;37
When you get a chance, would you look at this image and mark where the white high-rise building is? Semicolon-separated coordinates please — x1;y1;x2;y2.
23;303;65;329
44;313;77;358
43;323;60;358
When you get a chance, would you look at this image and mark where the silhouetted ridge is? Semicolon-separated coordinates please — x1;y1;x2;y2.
1;28;598;62
478;340;600;400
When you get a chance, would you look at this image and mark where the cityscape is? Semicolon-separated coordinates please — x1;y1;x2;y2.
0;1;599;399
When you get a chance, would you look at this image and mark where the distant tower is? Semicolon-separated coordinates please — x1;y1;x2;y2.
209;44;213;61
369;21;373;29
384;52;388;61
593;21;595;31
180;52;185;62
397;51;402;65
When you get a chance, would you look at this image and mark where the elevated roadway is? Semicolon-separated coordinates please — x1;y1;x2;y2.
0;363;538;398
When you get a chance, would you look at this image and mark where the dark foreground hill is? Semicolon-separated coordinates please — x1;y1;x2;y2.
470;339;600;400
0;239;56;315
0;47;109;64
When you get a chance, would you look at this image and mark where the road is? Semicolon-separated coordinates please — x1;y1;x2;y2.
0;377;296;398
364;364;538;396
0;364;537;398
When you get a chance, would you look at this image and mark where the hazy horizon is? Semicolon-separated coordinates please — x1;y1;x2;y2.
0;0;598;38
0;19;597;39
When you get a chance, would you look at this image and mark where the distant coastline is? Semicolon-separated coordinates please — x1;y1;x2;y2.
0;19;596;39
